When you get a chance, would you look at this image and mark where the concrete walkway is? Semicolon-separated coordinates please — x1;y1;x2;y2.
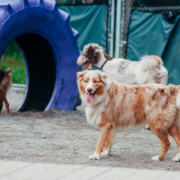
0;160;179;180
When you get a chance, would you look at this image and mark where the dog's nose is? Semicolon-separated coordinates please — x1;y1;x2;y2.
87;88;92;93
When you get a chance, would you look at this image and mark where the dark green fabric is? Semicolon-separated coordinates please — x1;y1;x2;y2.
59;5;108;52
126;11;180;85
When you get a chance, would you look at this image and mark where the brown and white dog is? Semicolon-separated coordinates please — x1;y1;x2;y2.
77;70;180;162
0;68;12;114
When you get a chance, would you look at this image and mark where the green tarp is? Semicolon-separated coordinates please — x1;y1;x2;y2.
126;11;180;85
59;5;108;52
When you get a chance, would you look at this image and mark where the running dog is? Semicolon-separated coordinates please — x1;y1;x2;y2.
77;70;180;162
0;68;12;114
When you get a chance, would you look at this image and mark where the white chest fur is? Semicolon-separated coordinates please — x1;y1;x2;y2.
85;105;105;129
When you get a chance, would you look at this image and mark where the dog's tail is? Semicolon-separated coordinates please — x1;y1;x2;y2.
140;55;164;71
6;68;13;74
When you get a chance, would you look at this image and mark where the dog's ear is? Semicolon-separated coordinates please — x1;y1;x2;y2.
77;71;86;80
97;70;107;84
77;54;85;66
86;44;101;64
6;68;13;74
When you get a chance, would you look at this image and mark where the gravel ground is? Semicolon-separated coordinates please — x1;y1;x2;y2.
0;91;180;171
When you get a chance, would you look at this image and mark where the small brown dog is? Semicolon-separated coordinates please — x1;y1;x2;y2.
0;68;12;114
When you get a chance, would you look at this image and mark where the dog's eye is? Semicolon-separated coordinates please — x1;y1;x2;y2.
84;80;88;83
94;80;98;83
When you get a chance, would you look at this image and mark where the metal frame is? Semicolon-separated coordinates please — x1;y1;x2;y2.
115;0;127;58
12;84;26;91
115;0;121;58
108;0;115;57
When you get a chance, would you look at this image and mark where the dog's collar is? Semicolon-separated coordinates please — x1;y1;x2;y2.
100;57;111;70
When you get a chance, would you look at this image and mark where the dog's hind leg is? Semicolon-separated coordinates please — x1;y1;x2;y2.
169;125;180;161
4;98;9;114
0;101;3;112
150;125;170;161
89;122;115;160
145;124;150;130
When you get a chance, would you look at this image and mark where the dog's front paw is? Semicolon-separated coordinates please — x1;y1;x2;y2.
101;149;112;156
172;153;180;162
89;153;101;160
152;155;160;161
101;151;109;156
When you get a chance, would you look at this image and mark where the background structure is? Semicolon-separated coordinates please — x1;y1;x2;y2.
58;0;114;57
2;0;180;110
116;0;180;85
1;0;115;85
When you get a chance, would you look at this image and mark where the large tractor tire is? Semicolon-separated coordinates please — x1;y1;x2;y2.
0;0;81;111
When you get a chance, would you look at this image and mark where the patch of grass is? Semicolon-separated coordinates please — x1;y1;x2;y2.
0;41;26;84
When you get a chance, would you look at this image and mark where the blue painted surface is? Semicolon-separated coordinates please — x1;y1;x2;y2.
0;0;81;111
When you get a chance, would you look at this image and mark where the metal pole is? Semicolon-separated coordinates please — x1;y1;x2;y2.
108;0;115;57
115;0;122;58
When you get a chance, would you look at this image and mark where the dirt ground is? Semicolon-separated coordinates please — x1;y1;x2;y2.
0;91;180;171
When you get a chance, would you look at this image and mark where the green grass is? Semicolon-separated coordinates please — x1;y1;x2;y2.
0;41;27;84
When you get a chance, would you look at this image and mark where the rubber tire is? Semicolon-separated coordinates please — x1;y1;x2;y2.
0;0;81;111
